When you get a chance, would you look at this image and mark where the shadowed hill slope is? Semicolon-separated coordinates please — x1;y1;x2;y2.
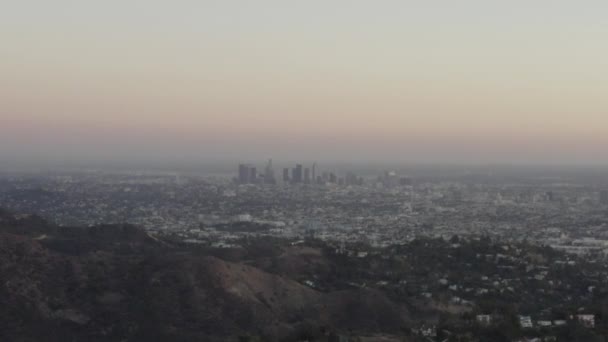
0;209;410;341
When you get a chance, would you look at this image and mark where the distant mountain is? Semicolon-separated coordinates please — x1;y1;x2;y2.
0;209;410;341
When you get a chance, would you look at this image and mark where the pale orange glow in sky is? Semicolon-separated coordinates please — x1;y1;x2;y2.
1;1;608;164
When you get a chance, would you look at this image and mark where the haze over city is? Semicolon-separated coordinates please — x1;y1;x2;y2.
2;1;608;166
5;2;608;341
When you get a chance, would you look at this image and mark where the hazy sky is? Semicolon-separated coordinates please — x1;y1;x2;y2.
1;1;607;165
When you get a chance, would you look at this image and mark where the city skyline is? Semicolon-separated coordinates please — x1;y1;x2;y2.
2;1;608;165
4;3;608;340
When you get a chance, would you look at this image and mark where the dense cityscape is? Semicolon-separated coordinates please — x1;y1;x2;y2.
2;162;608;253
3;163;608;341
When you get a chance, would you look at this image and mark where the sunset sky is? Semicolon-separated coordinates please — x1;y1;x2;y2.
1;1;607;164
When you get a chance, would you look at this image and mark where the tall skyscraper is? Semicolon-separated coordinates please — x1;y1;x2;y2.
304;168;311;184
249;167;257;183
381;170;399;188
312;163;317;184
283;168;290;182
238;164;252;184
345;172;358;186
329;172;337;183
292;164;303;183
264;159;276;184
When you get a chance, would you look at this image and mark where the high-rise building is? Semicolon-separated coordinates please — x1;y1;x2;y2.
381;170;399;188
264;159;276;184
304;168;311;184
283;168;290;182
292;164;303;183
312;163;317;183
345;172;359;186
238;164;252;184
249;167;257;183
329;172;337;183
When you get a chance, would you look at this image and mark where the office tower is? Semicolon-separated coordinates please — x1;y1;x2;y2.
296;164;303;183
283;168;290;182
345;172;357;186
381;170;399;188
249;167;257;183
329;172;337;183
304;168;310;184
264;159;276;184
292;164;303;183
312;163;317;183
238;164;251;184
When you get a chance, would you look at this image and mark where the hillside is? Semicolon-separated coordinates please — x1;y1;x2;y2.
0;210;410;341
